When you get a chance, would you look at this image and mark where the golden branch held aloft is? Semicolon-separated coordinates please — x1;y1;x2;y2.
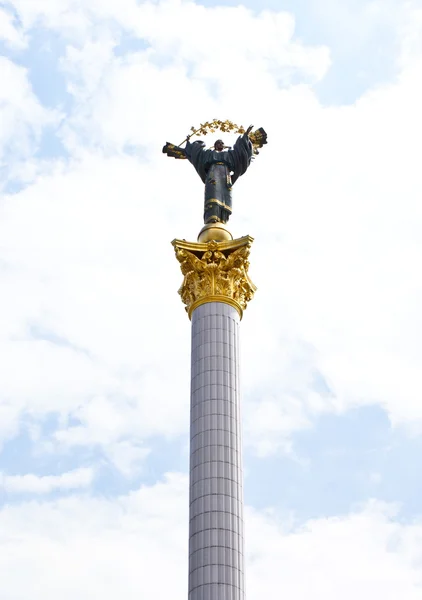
179;119;267;154
187;119;246;139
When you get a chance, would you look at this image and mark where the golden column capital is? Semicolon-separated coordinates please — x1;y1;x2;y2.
172;236;257;319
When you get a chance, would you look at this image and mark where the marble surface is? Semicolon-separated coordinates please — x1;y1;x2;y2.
189;302;244;600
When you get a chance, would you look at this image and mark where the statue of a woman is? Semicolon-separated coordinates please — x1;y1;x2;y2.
163;125;267;225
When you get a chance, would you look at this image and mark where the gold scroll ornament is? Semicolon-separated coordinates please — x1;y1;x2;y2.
172;236;257;319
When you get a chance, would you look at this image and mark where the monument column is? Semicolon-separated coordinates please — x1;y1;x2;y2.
173;229;256;600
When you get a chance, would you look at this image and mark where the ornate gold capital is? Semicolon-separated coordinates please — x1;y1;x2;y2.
172;236;257;319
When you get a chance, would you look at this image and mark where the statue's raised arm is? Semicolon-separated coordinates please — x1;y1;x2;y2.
162;120;267;225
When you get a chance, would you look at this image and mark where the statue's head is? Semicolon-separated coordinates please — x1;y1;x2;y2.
214;139;224;152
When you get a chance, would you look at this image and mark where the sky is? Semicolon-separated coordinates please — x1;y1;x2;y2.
1;0;422;597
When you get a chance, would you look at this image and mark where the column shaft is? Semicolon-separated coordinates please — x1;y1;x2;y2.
189;302;245;600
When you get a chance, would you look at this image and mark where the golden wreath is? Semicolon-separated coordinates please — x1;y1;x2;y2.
179;119;266;154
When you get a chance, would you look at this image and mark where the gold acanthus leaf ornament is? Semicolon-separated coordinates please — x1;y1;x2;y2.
172;236;257;319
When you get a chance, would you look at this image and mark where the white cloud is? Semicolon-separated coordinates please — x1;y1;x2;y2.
0;152;190;458
0;6;27;48
0;475;421;599
0;0;422;464
8;0;330;87
102;440;151;477
0;473;189;600
247;499;422;599
0;57;57;174
51;1;330;156
305;0;407;44
0;467;93;494
239;7;422;446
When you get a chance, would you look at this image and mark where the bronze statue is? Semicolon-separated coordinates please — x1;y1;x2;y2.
163;120;267;225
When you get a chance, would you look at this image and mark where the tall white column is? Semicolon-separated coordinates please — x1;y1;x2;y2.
172;234;256;600
189;302;244;600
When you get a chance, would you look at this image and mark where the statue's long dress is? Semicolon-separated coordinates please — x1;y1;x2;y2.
185;134;253;225
203;159;232;223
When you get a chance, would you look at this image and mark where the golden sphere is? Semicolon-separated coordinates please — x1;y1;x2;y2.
197;223;233;243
